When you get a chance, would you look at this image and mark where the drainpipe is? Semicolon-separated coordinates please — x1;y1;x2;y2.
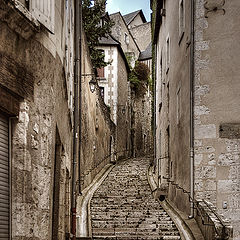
153;43;157;169
72;0;80;239
189;0;195;219
78;0;82;195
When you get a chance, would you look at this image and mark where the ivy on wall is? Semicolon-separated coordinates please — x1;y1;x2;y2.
82;0;114;70
129;61;151;97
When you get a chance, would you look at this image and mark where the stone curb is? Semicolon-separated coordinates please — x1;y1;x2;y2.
76;163;115;238
147;165;196;240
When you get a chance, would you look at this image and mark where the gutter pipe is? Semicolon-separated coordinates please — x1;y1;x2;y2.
189;0;195;219
153;43;157;169
72;0;80;239
78;0;82;195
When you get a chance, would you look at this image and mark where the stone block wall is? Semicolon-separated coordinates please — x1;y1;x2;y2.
131;89;153;157
110;12;140;62
194;0;240;238
79;34;115;190
0;22;73;238
129;22;151;52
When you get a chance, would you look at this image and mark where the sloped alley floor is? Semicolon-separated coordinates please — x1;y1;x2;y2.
90;157;181;240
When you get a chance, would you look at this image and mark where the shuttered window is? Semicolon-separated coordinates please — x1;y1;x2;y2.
30;0;55;33
0;113;9;240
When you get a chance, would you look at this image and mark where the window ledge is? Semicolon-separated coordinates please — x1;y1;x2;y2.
0;0;40;39
97;77;107;81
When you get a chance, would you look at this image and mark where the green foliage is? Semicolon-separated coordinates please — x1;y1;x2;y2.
125;53;135;70
129;62;151;97
82;0;114;69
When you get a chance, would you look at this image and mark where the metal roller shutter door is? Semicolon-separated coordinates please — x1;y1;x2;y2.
0;113;9;240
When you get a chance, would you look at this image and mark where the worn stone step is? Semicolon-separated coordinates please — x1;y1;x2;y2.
90;157;181;239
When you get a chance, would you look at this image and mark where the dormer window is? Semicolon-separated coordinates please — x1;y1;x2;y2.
124;33;129;45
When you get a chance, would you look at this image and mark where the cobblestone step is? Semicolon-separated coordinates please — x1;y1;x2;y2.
90;157;181;239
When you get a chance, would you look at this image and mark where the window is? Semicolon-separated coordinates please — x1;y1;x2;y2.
179;0;185;42
0;113;10;240
97;67;105;78
97;49;105;78
30;0;55;33
99;87;104;99
166;36;170;73
124;33;129;45
177;87;181;124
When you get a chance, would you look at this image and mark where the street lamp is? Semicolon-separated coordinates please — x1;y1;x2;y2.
82;73;97;93
89;77;97;93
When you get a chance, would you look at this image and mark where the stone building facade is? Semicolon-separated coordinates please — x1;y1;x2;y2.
123;10;151;55
110;10;153;158
131;88;153;157
152;0;240;239
97;35;131;161
78;34;116;191
110;12;140;67
0;0;115;239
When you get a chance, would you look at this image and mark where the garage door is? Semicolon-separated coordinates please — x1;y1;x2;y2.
0;113;9;239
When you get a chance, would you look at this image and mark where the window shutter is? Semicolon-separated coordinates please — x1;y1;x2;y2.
30;0;55;33
0;113;10;240
97;67;105;78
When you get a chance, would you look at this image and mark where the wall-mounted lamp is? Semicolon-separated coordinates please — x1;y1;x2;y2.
89;77;97;93
82;73;97;93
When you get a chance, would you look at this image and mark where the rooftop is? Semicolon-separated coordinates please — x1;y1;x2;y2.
123;10;146;25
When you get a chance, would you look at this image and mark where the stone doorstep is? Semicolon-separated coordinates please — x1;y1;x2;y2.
76;238;92;240
91;209;166;214
162;237;181;240
92;237;157;240
92;228;180;235
164;237;181;240
92;220;175;225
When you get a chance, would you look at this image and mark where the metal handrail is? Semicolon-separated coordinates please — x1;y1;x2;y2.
80;149;131;178
161;177;229;238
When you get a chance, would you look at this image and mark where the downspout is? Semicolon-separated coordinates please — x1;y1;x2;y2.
78;0;82;195
153;43;157;169
189;0;195;219
72;0;80;239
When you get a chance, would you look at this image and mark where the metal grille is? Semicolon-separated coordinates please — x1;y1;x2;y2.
0;113;9;239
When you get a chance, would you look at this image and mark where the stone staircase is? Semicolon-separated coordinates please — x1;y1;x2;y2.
90;157;181;240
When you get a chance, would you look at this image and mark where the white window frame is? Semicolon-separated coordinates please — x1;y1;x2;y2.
30;0;55;33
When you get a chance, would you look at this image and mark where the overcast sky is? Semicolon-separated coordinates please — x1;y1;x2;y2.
106;0;151;22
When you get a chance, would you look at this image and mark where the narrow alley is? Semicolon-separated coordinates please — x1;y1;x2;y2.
90;157;181;240
0;0;240;239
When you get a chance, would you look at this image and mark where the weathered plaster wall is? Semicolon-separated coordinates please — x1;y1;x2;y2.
130;22;151;52
131;88;153;157
79;35;115;191
116;50;131;160
155;0;192;214
97;43;131;160
0;15;73;240
194;0;240;238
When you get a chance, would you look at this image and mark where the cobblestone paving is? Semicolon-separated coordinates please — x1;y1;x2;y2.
90;157;181;240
